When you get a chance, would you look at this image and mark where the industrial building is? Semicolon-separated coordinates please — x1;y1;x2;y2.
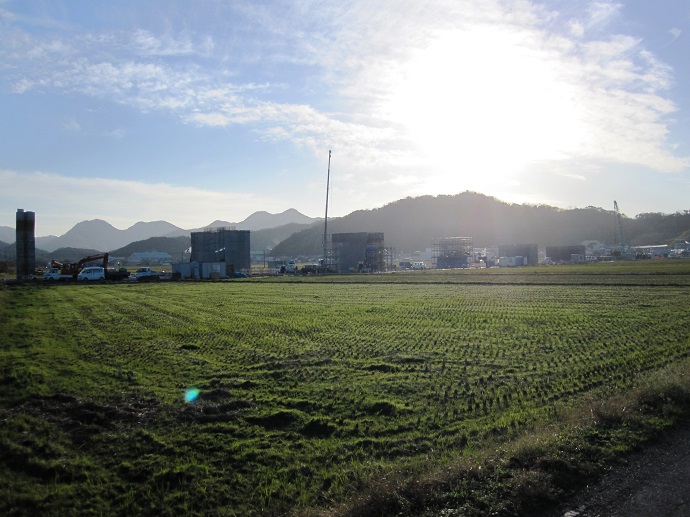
127;251;173;265
329;232;389;272
433;237;473;269
15;209;35;280
545;245;587;264
190;228;250;268
497;243;538;266
633;244;670;259
173;228;250;279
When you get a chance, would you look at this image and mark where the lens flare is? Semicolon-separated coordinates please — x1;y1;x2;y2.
184;387;200;403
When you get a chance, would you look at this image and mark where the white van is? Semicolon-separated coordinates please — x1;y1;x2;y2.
78;266;105;281
412;261;427;270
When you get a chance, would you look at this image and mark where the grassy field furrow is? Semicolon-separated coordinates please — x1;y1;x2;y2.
2;262;690;515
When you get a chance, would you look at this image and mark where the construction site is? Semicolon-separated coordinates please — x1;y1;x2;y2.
432;237;473;269
8;195;687;283
173;227;251;279
325;232;391;273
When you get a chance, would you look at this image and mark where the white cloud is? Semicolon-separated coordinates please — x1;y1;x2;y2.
132;29;188;56
104;128;126;139
666;27;682;46
0;169;282;235
62;117;81;133
1;0;687;219
569;19;585;38
586;1;622;31
189;112;231;127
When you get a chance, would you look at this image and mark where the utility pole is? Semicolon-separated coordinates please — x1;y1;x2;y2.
323;150;331;266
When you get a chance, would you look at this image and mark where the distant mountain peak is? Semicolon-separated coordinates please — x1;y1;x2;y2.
206;220;235;228
71;219;115;229
237;209;318;231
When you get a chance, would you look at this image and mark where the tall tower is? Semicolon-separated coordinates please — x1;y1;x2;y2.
613;201;622;247
613;200;636;260
16;209;36;280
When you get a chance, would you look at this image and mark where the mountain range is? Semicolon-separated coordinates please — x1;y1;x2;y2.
2;193;689;261
0;209;317;253
270;192;690;257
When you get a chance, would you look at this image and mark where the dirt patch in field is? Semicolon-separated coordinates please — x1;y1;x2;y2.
300;418;336;437
247;409;304;430
3;393;164;441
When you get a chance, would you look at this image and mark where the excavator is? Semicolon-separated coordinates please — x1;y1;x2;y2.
49;253;110;279
45;253;132;281
44;253;129;282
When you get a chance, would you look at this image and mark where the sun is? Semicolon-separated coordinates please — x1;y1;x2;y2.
383;26;586;193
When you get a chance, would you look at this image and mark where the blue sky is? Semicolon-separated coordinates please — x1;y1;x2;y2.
1;0;689;236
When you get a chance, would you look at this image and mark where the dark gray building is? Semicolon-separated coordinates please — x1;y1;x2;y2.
16;209;35;280
497;243;538;266
545;245;586;263
190;228;250;271
331;232;386;272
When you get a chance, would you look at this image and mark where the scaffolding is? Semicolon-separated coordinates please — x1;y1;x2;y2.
330;232;387;272
432;237;473;269
321;233;335;270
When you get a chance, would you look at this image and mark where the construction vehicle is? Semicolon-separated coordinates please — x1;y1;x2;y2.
44;253;129;281
48;253;109;278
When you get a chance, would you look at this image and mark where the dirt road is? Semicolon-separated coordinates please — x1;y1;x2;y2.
547;419;690;517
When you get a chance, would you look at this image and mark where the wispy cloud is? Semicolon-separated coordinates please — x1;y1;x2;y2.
586;1;623;31
62;117;81;133
0;169;282;235
103;128;126;139
664;27;682;46
130;29;214;57
1;0;687;222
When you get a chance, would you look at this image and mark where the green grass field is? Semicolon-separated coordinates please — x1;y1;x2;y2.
2;261;690;515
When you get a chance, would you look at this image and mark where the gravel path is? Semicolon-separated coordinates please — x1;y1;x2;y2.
546;419;690;517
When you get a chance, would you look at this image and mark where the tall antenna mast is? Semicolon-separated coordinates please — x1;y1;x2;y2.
323;150;332;264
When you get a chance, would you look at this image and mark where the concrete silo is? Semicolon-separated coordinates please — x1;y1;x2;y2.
16;209;36;280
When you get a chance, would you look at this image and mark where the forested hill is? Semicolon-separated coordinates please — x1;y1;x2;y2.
271;192;690;256
109;236;191;257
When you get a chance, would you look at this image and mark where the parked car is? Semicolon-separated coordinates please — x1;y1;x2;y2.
78;266;106;281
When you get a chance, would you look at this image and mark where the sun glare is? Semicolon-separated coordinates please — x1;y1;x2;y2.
385;27;585;192
184;387;200;403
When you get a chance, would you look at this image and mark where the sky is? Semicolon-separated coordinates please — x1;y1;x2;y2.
1;0;689;237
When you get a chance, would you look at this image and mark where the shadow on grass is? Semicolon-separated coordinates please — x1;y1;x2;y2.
311;360;690;517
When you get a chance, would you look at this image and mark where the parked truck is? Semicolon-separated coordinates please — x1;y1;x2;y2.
134;267;161;282
43;267;75;281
